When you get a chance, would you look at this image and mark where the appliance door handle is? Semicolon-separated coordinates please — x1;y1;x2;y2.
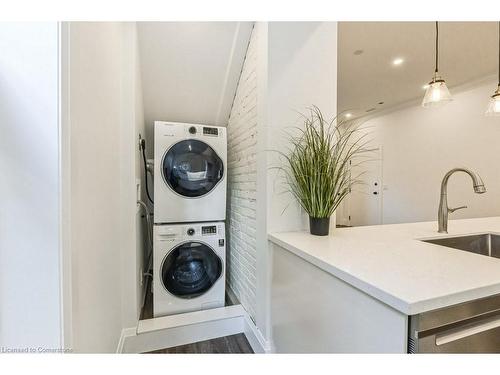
435;314;500;346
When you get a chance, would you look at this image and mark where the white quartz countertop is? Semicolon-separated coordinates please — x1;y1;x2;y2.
268;217;500;315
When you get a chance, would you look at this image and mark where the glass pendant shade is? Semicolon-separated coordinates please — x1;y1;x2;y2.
485;88;500;116
422;22;452;108
422;75;452;108
486;22;500;116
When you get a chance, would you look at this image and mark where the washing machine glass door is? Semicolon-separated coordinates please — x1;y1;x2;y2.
162;139;224;197
161;241;223;299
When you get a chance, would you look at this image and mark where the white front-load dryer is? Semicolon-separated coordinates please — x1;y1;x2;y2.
154;121;227;224
153;222;226;317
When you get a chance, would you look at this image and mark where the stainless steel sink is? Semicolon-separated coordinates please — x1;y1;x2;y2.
421;233;500;258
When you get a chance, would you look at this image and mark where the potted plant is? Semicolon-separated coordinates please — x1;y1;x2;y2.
279;106;369;236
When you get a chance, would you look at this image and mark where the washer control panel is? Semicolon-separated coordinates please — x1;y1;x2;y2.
156;223;224;240
203;127;219;136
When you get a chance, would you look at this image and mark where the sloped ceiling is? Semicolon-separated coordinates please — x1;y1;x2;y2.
338;22;499;118
137;22;253;138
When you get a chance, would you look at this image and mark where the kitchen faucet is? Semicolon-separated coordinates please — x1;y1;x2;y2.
438;168;486;233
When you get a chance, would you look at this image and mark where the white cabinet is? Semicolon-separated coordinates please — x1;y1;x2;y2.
270;242;408;353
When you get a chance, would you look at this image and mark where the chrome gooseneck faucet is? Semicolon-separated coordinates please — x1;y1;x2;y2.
438;168;486;233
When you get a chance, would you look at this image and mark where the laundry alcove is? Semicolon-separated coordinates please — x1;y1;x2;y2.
125;22;263;353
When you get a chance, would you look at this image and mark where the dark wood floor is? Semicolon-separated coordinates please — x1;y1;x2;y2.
146;333;253;354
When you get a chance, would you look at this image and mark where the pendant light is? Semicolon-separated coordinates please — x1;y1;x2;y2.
422;21;452;108
485;21;500;116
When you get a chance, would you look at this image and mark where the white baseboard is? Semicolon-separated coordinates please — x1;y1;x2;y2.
116;327;136;353
225;285;273;353
116;303;273;354
118;305;246;353
243;315;273;353
137;304;244;334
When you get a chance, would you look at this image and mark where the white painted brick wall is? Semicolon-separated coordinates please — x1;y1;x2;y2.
226;27;258;321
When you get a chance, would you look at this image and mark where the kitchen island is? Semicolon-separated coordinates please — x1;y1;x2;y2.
268;217;500;353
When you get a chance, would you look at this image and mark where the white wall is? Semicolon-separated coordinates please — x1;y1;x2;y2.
226;26;258;322
67;22;141;352
352;79;500;225
136;22;253;155
131;25;148;323
226;22;339;346
266;22;339;233
0;23;62;349
265;22;338;349
120;22;146;331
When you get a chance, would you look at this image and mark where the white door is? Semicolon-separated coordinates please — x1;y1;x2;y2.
338;147;383;227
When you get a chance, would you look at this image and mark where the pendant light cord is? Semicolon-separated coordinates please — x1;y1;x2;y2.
435;21;439;74
497;21;500;86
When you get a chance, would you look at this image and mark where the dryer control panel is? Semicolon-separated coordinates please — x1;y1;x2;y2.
202;225;217;235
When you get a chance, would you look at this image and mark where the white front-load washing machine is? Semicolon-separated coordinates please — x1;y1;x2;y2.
153;222;226;317
154;121;227;224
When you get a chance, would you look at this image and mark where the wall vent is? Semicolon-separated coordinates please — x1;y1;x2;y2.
407;337;416;354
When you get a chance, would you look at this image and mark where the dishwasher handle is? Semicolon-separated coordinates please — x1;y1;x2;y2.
435;314;500;346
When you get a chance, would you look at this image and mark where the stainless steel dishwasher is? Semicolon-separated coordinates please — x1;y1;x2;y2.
408;293;500;353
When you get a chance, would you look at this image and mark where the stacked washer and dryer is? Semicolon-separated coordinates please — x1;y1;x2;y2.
153;121;227;317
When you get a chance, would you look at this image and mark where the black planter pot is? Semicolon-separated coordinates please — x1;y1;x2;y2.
309;216;330;236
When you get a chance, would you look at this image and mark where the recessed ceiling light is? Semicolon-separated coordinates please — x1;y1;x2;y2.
392;58;404;66
345;113;353;118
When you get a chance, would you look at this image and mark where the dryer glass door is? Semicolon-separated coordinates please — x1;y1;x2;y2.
162;139;224;197
161;241;223;299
